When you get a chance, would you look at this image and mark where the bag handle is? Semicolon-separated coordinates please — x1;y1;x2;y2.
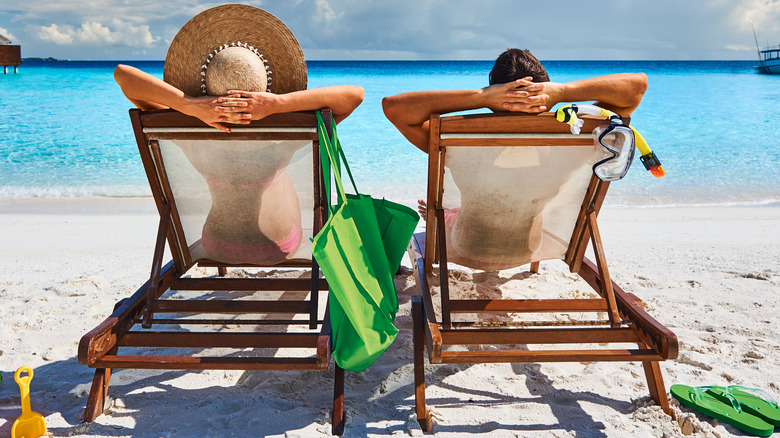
316;110;334;205
316;110;344;209
317;110;359;195
316;110;360;208
329;115;360;195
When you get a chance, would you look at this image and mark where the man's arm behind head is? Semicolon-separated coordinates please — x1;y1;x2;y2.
542;73;648;116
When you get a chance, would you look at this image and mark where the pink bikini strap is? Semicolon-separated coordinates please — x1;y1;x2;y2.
204;171;283;190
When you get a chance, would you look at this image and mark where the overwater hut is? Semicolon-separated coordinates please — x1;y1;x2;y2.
0;33;21;74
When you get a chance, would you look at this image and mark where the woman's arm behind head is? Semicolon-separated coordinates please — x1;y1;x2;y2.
114;64;176;111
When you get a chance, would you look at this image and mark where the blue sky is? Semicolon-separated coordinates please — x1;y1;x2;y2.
1;0;779;61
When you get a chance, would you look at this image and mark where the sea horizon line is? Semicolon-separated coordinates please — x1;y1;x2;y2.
19;58;760;63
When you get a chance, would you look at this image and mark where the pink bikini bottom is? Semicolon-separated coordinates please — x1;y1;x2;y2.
201;223;303;265
443;207;460;229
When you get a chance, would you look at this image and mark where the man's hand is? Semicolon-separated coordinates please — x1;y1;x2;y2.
483;77;549;113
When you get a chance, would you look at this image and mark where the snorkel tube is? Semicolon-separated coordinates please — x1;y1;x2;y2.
555;104;665;178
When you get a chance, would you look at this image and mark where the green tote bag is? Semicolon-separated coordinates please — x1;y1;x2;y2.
312;111;419;371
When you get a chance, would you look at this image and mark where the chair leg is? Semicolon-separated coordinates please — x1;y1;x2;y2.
641;359;671;415
83;299;123;424
82;367;112;422
412;297;433;432
217;266;227;277
332;364;345;435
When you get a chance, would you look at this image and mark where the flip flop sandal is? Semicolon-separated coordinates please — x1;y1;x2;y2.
670;384;774;437
707;386;780;427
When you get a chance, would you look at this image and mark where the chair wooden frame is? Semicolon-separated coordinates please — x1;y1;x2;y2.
78;109;346;435
408;112;678;431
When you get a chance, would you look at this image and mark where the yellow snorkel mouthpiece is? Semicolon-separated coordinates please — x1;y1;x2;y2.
555;104;613;134
630;126;665;178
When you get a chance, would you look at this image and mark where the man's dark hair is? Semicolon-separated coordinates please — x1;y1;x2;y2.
489;48;549;84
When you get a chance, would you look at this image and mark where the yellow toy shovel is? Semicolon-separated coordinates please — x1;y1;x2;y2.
12;366;47;438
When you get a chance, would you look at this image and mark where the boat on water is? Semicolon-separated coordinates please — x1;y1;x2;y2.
752;23;780;74
756;45;780;74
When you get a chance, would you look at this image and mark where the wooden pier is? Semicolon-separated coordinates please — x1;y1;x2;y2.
0;33;21;74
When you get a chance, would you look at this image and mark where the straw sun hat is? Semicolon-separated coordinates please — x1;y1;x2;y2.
163;4;307;96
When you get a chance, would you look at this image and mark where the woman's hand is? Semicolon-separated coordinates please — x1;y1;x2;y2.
223;91;280;121
182;94;253;132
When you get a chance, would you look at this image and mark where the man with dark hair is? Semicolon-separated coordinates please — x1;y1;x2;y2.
383;48;647;152
489;48;550;84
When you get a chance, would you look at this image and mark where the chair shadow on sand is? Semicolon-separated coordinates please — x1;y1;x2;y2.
2;266;645;437
3;269;336;437
373;266;632;437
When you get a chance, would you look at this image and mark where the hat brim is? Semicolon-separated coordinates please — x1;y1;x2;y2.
164;4;307;96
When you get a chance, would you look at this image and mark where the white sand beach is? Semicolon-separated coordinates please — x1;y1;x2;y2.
1;197;779;437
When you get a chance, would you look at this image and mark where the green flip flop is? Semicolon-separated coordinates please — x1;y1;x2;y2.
670;384;775;437
707;386;780;427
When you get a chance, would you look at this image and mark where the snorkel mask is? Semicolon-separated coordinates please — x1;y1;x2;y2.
555;104;665;181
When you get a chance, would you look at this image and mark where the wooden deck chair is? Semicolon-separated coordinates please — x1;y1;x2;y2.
408;111;678;431
78;108;346;435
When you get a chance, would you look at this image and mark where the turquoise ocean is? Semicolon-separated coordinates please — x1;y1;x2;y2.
1;60;778;207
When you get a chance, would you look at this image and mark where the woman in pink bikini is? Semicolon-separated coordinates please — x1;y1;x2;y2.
114;5;364;265
172;137;308;265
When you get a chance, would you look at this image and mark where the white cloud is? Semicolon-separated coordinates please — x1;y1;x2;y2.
0;26;18;43
8;0;780;60
36;18;158;47
37;24;75;45
731;0;780;33
315;0;343;24
725;44;754;52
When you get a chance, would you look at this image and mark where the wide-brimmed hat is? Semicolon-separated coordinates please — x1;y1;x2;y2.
164;4;307;96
